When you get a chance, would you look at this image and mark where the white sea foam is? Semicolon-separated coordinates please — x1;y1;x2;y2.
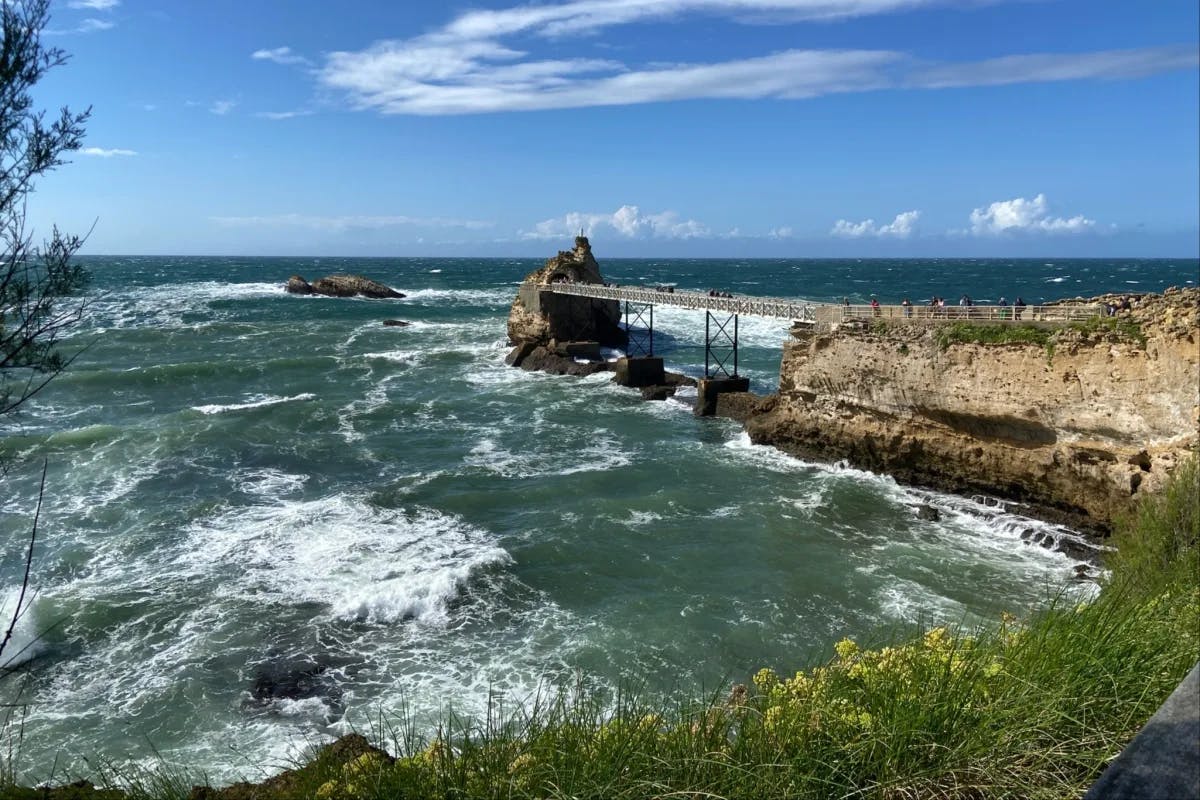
178;494;512;626
192;393;316;415
402;287;513;306
82;281;285;331
235;469;308;498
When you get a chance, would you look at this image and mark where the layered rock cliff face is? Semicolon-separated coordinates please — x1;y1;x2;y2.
506;236;625;348
743;288;1199;531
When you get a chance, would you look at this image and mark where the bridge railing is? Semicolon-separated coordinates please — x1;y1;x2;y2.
822;303;1104;326
533;281;820;322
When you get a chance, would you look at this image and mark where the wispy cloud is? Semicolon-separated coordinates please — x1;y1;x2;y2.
522;205;710;240
209;100;238;116
79;147;137;157
313;0;1197;116
967;194;1095;235
251;46;312;67
48;17;114;34
831;210;920;238
440;0;948;39
909;45;1200;89
768;226;795;239
67;0;119;9
323;48;897;115
210;214;495;232
255;110;314;120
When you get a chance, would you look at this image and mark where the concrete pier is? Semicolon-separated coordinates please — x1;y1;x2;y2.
695;376;750;417
614;356;665;388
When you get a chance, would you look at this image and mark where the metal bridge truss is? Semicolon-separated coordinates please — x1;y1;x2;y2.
538;282;819;322
706;312;739;379
624;301;654;357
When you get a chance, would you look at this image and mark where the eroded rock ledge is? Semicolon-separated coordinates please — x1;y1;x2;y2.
741;288;1199;531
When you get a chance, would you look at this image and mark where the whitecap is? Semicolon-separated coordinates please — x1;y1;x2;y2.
191;393;316;415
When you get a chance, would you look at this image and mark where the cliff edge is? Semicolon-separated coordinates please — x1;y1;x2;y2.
743;288;1199;531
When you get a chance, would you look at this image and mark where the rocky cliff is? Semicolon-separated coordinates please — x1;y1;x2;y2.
506;236;625;348
742;288;1199;531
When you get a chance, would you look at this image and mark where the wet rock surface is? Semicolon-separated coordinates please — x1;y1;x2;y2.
286;274;405;299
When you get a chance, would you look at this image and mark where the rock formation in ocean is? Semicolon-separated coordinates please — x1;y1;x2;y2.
506;236;625;350
286;274;405;299
740;287;1199;531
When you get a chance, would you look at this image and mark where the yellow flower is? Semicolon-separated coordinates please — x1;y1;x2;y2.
342;752;386;777
315;780;340;800
753;667;779;692
834;638;859;661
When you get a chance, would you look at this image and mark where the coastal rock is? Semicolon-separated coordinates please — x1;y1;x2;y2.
916;504;941;522
516;344;611;377
743;288;1199;532
506;236;626;350
641;385;676;401
286;274;405;299
383;319;410;327
285;275;313;295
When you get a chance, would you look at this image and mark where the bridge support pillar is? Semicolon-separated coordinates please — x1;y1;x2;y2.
695;376;750;417
614;356;665;388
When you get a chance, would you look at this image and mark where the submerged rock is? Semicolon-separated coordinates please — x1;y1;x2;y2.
916;504;941;522
383;319;410;327
286;274;405;299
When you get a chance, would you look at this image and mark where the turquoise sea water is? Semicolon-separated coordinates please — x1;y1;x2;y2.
0;255;1195;782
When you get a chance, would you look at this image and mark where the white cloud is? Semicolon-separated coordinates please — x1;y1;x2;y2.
312;0;1197;116
322;46;897;115
252;47;311;67
255;110;314;120
79;147;136;157
441;0;947;40
68;0;119;9
831;209;920;238
910;45;1200;89
48;17;114;34
522;205;710;240
768;226;794;239
209;100;237;115
210;214;495;232
968;194;1095;235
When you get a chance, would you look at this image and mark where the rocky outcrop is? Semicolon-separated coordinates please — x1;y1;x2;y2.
506;236;625;349
743;288;1199;531
287;274;405;299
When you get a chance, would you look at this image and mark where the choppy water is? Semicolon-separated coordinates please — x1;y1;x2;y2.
0;256;1194;783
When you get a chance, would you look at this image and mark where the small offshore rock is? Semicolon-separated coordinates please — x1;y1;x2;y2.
383;319;410;327
916;504;941;522
309;274;405;299
286;275;314;295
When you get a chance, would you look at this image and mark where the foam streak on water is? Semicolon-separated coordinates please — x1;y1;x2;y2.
1;255;1195;784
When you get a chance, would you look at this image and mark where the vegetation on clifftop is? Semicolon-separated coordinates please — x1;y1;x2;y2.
7;458;1195;800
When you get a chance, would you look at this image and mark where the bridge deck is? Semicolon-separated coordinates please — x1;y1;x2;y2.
536;282;821;321
535;282;1103;326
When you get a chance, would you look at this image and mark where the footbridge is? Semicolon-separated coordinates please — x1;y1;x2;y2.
530;280;1104;413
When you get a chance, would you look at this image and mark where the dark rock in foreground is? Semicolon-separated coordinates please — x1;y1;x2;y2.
383;319;410;327
286;274;405;299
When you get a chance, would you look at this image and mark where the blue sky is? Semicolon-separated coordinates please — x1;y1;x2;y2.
25;0;1200;257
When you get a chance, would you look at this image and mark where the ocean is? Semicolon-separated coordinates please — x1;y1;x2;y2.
0;255;1194;783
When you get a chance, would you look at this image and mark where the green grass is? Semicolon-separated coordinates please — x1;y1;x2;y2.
933;323;1053;351
5;460;1198;800
1067;315;1147;347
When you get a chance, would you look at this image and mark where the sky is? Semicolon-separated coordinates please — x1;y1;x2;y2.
23;0;1200;257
